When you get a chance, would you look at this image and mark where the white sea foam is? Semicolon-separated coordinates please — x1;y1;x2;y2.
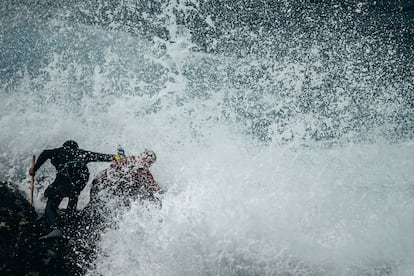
1;1;413;275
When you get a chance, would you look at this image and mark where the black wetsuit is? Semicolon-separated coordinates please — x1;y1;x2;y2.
33;146;113;228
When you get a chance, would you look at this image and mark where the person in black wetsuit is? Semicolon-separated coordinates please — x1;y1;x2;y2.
29;140;115;238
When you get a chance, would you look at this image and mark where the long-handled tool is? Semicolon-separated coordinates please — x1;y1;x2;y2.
29;155;36;207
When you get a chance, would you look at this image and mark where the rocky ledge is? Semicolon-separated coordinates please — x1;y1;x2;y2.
0;181;98;275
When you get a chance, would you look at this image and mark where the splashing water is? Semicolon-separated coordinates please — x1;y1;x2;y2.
1;1;413;275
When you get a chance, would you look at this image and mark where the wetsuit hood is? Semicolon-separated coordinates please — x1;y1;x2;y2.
63;140;79;150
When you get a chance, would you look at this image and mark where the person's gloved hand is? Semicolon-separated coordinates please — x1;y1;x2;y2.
114;153;126;162
29;168;35;176
114;145;126;162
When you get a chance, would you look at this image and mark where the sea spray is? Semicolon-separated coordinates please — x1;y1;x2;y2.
1;1;413;275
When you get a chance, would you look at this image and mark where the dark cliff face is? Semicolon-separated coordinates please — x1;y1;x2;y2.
0;179;157;275
0;182;38;272
0;181;95;275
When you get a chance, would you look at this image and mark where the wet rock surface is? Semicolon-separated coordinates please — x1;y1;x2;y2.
0;181;98;276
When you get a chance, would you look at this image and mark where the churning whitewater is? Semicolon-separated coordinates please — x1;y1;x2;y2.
1;1;413;275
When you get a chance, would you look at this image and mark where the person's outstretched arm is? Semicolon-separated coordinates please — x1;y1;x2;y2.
82;150;114;163
29;149;54;176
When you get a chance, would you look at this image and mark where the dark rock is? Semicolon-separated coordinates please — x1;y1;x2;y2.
0;181;97;276
0;180;160;275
